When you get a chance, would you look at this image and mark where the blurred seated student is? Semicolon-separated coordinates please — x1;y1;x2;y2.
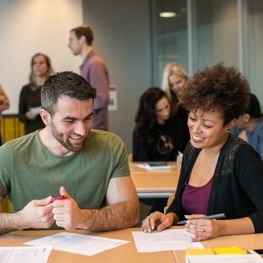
133;87;189;162
141;63;263;241
231;93;263;159
162;63;189;140
162;63;188;113
133;87;189;214
0;84;10;145
19;53;55;134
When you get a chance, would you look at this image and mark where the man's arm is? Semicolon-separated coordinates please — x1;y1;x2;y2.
0;196;55;234
89;62;109;111
53;176;140;231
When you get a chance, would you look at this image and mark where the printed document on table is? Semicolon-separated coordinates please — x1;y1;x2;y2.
25;232;129;256
132;229;203;252
0;246;52;263
187;254;263;263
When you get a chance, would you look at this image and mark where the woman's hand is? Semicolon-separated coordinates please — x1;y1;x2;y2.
141;211;174;233
185;214;221;241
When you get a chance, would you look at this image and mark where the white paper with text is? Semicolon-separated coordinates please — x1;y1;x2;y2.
25;232;129;256
132;229;203;252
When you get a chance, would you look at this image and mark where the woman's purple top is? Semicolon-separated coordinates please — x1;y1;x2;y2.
181;176;213;215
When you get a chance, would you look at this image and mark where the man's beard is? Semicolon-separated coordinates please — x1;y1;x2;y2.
51;122;85;152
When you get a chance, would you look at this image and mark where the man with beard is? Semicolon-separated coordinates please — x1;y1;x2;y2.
0;71;139;233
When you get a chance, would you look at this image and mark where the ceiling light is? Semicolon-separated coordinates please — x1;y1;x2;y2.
160;12;176;18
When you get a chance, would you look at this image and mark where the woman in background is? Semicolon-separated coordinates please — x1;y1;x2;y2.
162;63;188;105
161;63;189;151
19;53;55;134
133;87;189;213
141;64;263;240
0;84;10;145
162;63;188;114
133;87;189;162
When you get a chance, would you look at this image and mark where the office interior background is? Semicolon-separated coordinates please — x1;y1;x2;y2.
0;0;262;152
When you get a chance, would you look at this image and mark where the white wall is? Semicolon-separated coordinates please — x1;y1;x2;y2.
0;0;83;114
0;0;151;151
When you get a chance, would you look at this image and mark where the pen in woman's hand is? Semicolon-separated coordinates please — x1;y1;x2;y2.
177;213;225;225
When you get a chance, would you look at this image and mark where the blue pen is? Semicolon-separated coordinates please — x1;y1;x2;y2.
177;213;225;225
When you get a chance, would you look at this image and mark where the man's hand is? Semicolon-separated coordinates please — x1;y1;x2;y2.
17;196;54;229
52;186;84;230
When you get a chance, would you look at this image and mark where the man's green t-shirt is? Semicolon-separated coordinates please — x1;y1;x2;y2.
0;129;130;212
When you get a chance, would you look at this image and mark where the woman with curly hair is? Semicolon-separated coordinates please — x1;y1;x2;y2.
133;87;189;162
141;63;263;240
19;53;55;134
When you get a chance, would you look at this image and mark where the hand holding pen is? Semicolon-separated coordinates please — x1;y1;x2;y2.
177;213;225;225
181;213;226;242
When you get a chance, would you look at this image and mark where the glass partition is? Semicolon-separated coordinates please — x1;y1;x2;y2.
151;0;188;85
246;0;263;97
194;0;238;71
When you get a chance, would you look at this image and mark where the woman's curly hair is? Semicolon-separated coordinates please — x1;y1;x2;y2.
180;63;250;125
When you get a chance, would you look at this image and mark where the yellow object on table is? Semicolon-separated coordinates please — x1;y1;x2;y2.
213;246;246;254
186;246;246;256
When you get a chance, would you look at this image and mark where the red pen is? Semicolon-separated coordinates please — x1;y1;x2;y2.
50;195;66;203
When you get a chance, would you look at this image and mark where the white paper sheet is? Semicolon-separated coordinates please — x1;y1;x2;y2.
29;106;41;119
132;229;203;252
187;254;263;263
0;246;52;263
25;232;129;256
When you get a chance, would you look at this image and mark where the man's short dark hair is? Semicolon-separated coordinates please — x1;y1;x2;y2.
70;25;94;45
41;71;96;116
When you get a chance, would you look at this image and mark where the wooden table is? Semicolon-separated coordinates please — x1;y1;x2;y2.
0;228;176;263
173;232;263;263
1;227;263;262
129;162;180;198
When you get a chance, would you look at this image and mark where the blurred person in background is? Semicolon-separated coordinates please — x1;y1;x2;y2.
0;84;10;145
133;87;189;213
19;53;55;134
232;93;263;159
133;87;189;162
162;63;188;112
161;63;189;154
68;25;109;131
